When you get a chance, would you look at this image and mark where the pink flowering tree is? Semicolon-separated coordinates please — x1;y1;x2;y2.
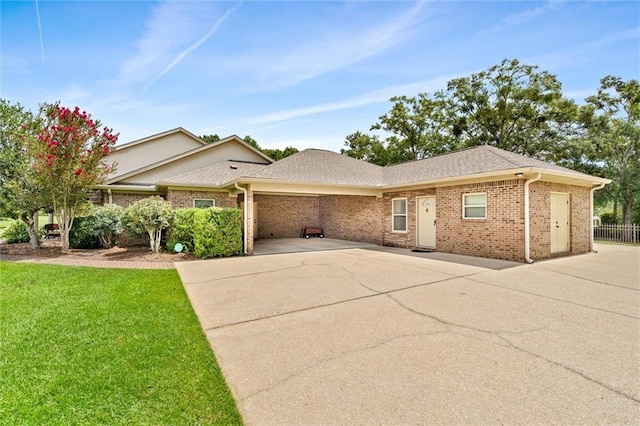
27;103;118;251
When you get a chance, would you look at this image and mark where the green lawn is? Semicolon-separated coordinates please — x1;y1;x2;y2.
0;262;242;425
0;215;50;234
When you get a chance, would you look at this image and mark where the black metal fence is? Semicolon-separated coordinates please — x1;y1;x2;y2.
594;223;640;245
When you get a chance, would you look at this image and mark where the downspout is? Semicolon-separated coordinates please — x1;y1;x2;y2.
590;183;606;253
107;188;113;205
524;173;542;264
234;182;248;255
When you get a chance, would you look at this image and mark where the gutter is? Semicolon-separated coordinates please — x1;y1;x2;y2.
234;182;248;255
524;173;542;264
590;183;606;253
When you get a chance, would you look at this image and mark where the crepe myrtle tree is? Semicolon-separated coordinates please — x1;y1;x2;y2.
123;196;174;253
27;103;118;251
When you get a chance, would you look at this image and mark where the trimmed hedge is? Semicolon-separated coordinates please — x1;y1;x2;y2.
168;207;242;258
167;208;197;253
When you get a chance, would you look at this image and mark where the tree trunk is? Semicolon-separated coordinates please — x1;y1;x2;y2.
613;200;618;223
622;197;633;226
57;208;74;252
20;210;41;250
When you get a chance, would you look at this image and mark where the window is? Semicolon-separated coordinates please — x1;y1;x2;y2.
463;193;486;219
193;199;215;208
392;198;407;232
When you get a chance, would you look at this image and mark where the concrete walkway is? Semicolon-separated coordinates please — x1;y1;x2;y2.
176;244;640;424
0;254;175;269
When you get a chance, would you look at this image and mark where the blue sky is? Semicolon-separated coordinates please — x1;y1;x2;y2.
1;1;638;151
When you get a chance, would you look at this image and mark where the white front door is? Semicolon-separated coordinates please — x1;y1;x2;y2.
550;193;569;254
417;196;436;248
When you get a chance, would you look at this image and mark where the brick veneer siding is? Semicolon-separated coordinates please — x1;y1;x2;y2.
529;182;591;260
111;192;163;246
89;190;104;206
382;189;436;248
436;180;525;261
318;195;384;244
254;194;320;239
166;189;238;209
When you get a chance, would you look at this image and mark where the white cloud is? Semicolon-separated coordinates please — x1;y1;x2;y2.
239;1;428;90
213;73;460;131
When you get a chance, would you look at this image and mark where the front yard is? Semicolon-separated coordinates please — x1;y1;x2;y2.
0;262;242;425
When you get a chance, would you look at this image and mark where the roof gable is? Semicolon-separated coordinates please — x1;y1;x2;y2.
108;134;273;185
108;128;208;180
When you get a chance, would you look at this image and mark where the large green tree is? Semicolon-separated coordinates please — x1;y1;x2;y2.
444;59;579;161
0;99;48;249
27;103;118;251
583;76;639;225
345;59;580;164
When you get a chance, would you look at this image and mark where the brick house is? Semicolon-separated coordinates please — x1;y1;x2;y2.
98;128;610;262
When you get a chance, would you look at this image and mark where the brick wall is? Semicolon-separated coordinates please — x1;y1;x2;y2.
254;194;319;238
382;189;436;248
111;193;161;246
89;190;104;206
166;189;238;209
530;182;591;259
436;180;525;261
318;195;384;244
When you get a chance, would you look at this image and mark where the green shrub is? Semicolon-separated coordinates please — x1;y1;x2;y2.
167;208;197;253
599;212;620;224
3;220;30;244
92;204;124;248
122;196;174;253
193;207;242;258
69;216;101;249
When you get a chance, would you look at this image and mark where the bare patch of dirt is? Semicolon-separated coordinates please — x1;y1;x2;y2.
0;240;196;263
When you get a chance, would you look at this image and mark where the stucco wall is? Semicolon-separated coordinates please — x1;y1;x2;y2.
318;195;384;244
254;194;320;238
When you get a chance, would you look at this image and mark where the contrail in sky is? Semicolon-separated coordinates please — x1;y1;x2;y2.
140;2;242;95
35;0;45;63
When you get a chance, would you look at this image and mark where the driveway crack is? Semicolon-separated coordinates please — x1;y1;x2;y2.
385;293;640;404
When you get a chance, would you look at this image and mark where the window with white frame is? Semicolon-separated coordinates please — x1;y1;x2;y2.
392;198;407;232
463;193;486;219
193;199;215;208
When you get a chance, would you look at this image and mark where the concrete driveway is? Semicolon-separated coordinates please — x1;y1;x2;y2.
175;244;640;424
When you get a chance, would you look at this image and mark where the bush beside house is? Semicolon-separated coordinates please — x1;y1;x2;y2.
168;207;242;258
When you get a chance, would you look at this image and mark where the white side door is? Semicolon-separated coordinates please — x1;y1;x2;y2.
550;193;569;254
417;196;436;248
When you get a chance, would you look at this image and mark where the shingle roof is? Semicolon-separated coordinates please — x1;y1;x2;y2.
382;145;595;186
159;161;269;187
156;145;604;189
245;149;384;186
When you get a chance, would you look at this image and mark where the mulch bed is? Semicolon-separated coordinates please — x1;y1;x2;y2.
0;240;196;263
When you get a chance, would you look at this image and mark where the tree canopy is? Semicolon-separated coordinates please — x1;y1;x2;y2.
27;103;118;250
0;99;49;248
343;59;639;223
